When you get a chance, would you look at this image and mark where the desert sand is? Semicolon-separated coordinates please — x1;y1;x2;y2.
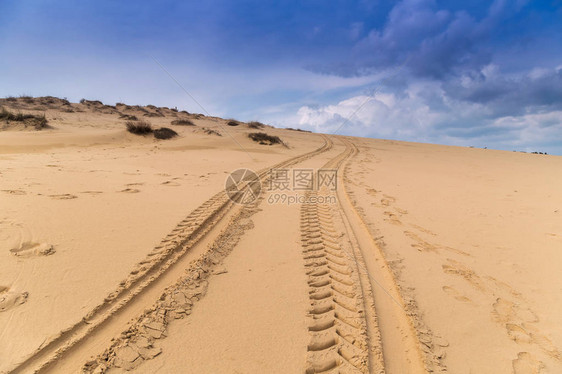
0;97;560;374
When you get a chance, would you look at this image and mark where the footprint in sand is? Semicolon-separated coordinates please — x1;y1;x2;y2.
441;258;486;291
161;180;180;186
383;211;402;225
80;191;103;195
380;194;396;206
48;194;78;200
512;352;544;374
394;207;408;215
2;189;27;195
0;286;29;312
410;223;437;236
10;242;55;257
366;188;378;196
442;286;472;303
120;188;140;193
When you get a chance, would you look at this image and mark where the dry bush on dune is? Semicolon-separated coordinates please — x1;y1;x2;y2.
227;120;240;126
119;114;138;121
125;120;153;135
286;127;311;133
154;127;178;139
20;95;34;104
144;112;165;118
0;107;49;130
248;132;285;146
171;119;195;126
247;121;265;129
202;127;222;136
80;99;104;106
37;96;71;108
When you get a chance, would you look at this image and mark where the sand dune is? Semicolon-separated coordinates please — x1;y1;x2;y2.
0;97;560;373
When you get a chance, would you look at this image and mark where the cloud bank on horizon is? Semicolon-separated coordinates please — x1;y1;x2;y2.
1;0;561;153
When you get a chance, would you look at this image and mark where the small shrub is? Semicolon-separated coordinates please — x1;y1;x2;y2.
154;127;178;139
247;121;265;129
20;95;34;103
171;119;195;126
80;99;103;106
227;120;240;126
0;107;48;129
143;112;164;117
119;114;138;121
286;127;311;133
5;96;16;102
248;132;284;146
126;120;153;135
202;127;222;136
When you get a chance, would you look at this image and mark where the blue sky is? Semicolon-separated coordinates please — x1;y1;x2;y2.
1;0;562;154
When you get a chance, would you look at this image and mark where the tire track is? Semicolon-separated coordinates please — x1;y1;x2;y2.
336;138;433;373
8;135;333;374
301;139;385;374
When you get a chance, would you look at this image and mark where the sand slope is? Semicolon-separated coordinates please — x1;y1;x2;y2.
1;97;561;373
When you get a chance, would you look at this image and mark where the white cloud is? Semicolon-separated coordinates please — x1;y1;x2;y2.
293;79;562;153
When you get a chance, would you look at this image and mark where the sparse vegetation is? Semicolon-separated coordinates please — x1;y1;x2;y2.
144;112;165;117
171;119;195;126
248;132;285;146
125;120;153;135
0;107;48;130
247;121;265;129
80;99;103;106
154;127;178;139
286;127;311;133
202;127;222;136
227;120;240;126
20;95;34;103
119;114;138;121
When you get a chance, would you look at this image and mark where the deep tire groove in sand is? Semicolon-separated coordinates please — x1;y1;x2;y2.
302;137;432;374
9;136;333;374
340;140;445;373
301;140;385;374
